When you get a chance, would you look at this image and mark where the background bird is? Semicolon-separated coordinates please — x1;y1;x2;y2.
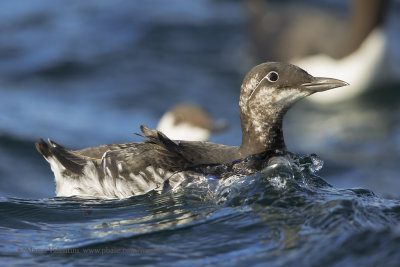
157;103;228;141
246;0;398;102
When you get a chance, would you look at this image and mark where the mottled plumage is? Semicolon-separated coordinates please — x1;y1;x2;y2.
36;62;348;199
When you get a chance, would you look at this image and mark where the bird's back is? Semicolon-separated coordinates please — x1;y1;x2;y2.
36;126;241;199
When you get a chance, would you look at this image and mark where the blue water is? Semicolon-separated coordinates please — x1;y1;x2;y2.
1;0;400;266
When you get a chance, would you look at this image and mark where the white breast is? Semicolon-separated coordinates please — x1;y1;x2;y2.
157;112;210;141
293;28;387;103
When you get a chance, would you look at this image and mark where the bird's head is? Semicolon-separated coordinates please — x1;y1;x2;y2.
239;62;348;155
240;62;348;117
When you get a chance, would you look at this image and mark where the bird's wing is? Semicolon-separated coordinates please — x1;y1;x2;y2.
137;125;240;165
36;125;239;179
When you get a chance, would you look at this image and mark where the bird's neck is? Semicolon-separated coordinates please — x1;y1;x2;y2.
239;108;287;157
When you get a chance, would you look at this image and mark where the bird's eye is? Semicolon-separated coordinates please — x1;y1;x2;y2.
266;71;279;82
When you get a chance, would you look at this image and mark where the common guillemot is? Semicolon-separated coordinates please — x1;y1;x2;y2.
246;0;394;103
36;62;348;199
157;103;227;141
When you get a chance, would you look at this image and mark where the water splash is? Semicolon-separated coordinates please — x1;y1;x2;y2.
2;153;400;266
173;153;330;207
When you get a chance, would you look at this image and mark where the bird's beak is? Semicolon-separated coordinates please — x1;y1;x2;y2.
301;77;349;92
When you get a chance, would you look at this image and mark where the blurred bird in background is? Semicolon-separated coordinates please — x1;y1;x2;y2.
157;103;228;141
246;0;399;103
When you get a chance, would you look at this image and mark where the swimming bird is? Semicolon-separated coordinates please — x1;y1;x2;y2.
246;0;394;103
35;62;348;199
157;103;227;141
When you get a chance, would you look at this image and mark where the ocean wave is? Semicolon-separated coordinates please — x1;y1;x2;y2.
1;153;400;266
